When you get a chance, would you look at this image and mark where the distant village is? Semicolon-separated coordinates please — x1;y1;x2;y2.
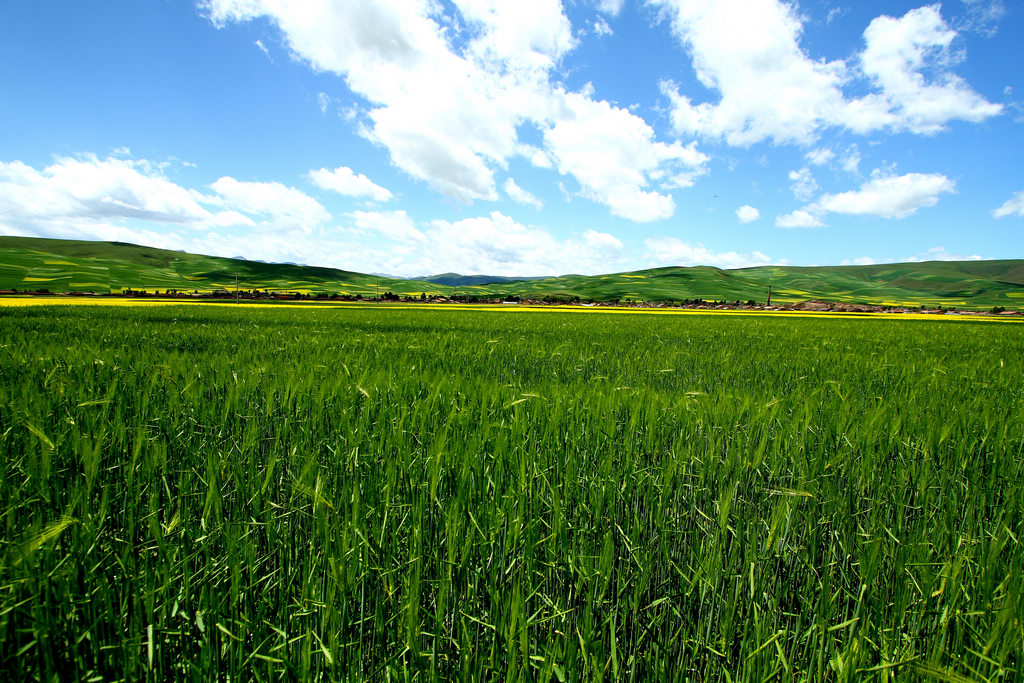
1;286;1020;316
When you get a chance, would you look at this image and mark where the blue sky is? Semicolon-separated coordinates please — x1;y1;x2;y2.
1;0;1021;276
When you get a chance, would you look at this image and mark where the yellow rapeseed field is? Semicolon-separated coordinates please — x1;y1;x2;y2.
1;296;1020;322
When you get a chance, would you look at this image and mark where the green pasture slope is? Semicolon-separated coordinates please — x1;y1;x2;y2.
3;235;1024;307
0;236;436;298
0;303;1021;680
505;261;1024;309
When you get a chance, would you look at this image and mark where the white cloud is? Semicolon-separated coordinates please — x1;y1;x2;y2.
597;0;625;16
736;205;760;223
655;0;851;146
858;5;1003;135
455;0;575;69
776;170;956;227
592;17;613;37
0;221;192;254
424;211;560;274
543;91;708;222
789;167;819;202
805;148;835;166
419;211;623;276
221;211;625;278
841;256;878;266
654;0;1001;145
191;212;629;278
189;231;344;270
643;237;774;269
191;228;460;280
208;177;330;232
902;246;983;262
308;166;394;202
206;0;517;202
812;172;955;219
993;190;1024;218
503;177;543;209
0;154;243;239
958;0;1006;37
582;228;623;253
840;145;861;175
0;153;632;278
804;145;860;174
517;144;553;169
775;210;825;228
317;92;331;114
350;209;425;243
205;0;702;220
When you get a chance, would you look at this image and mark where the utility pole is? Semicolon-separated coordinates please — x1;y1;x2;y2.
235;268;239;304
376;282;379;302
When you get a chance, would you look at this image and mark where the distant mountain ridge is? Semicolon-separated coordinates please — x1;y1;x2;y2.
1;236;1022;309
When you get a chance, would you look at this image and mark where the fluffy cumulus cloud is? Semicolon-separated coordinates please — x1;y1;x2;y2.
654;0;1001;145
775;210;825;229
0;153;342;255
0;154;249;242
205;0;526;202
308;166;393;202
857;5;1003;134
124;210;625;279
0;155;213;226
203;0;706;221
349;209;425;243
207;177;330;232
993;190;1024;218
582;228;624;254
317;210;625;276
0;151;636;277
456;0;576;69
656;0;850;146
643;237;773;269
812;172;955;219
419;212;624;276
201;0;996;225
543;92;708;221
187;231;356;272
735;205;760;223
776;170;955;227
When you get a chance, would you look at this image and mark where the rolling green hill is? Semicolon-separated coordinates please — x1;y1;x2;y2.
496;261;1024;309
1;236;1022;308
0;236;425;299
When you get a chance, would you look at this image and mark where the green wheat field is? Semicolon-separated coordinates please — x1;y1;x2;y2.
0;303;1021;681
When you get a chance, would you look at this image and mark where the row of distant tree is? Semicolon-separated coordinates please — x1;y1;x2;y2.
2;287;1014;314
